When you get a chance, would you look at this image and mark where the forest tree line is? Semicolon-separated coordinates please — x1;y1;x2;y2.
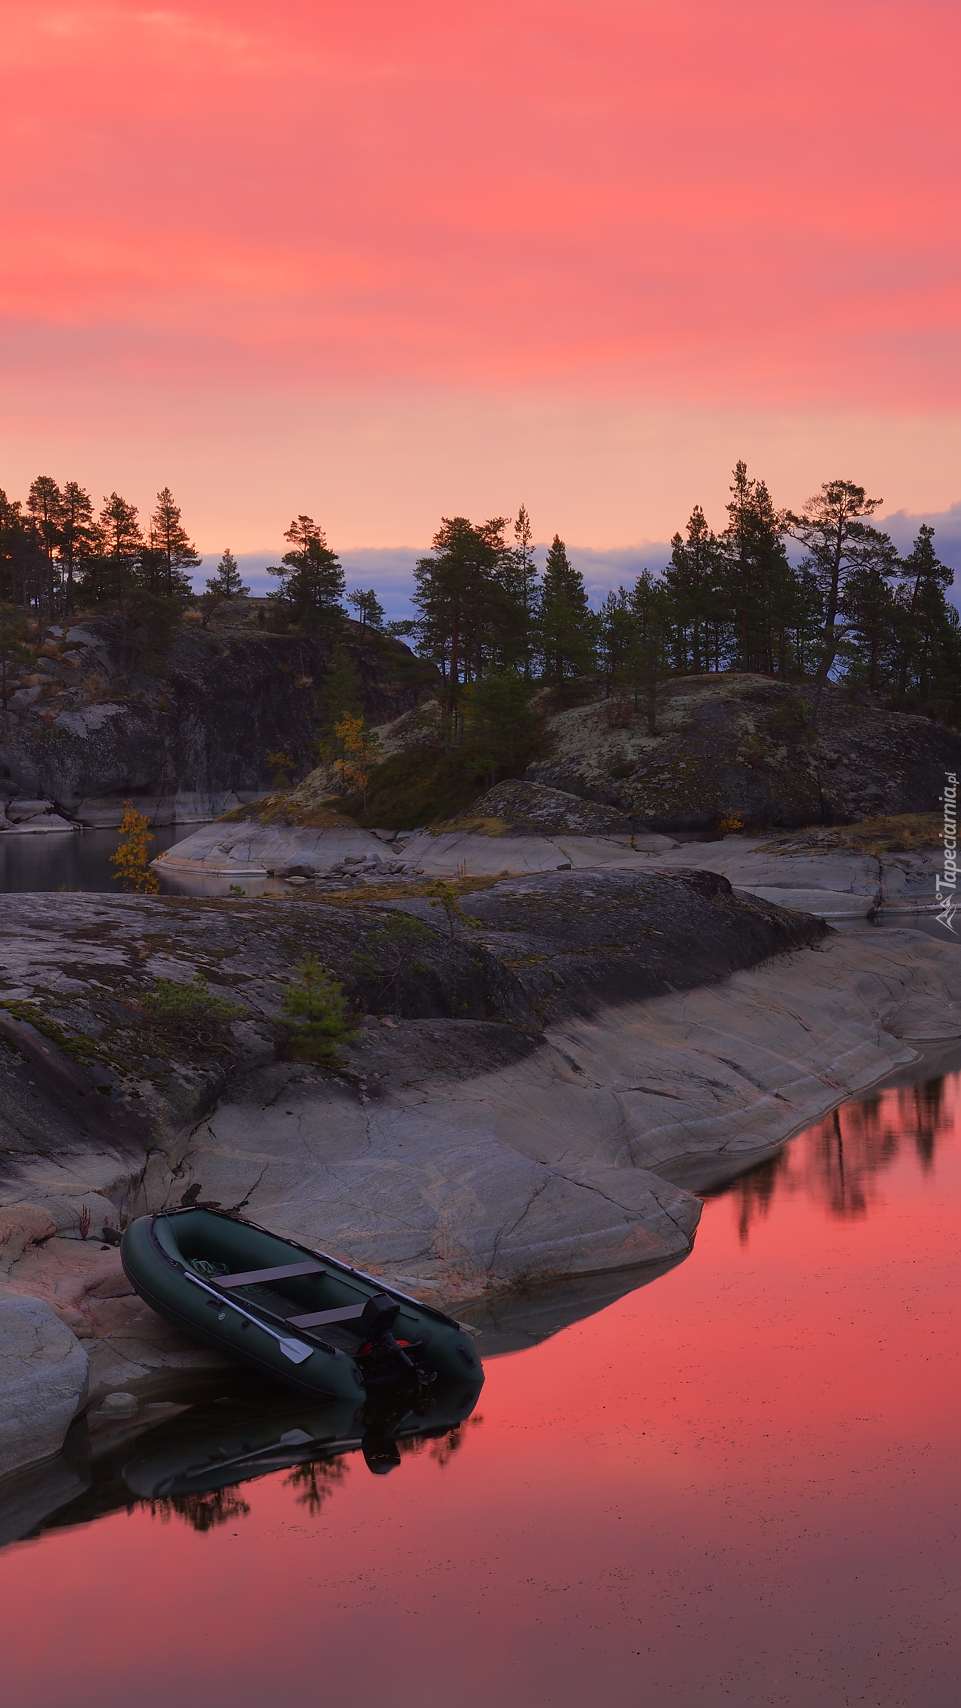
1;464;959;729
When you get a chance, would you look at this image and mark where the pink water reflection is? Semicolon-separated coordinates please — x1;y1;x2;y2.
2;1070;960;1706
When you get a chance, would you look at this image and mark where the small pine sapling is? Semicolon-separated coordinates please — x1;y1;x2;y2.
349;910;432;1015
280;955;359;1066
206;549;250;600
425;879;483;948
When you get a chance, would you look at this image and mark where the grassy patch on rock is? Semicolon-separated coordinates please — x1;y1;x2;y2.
342;747;494;828
760;812;943;856
0;1000;102;1064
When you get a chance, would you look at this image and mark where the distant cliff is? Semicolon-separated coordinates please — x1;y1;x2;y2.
0;601;431;812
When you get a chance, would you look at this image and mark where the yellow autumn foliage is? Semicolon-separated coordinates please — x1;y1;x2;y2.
110;802;159;893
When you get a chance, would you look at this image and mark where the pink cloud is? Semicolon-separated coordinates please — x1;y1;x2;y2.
1;0;958;408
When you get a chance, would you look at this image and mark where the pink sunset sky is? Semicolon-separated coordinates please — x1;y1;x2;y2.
2;0;960;575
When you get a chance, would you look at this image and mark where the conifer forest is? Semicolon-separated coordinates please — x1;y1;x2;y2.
2;463;958;727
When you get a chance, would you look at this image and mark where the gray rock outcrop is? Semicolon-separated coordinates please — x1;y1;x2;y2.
151;927;961;1302
448;778;639;837
527;674;961;830
0;608;429;814
0;1297;89;1477
160;814;943;917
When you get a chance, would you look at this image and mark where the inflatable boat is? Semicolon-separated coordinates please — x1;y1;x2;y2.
121;1207;483;1402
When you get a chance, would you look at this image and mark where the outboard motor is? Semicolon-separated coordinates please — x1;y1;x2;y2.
358;1294;401;1343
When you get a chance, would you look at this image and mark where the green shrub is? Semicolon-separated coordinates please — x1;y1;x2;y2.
349;911;432;1014
266;748;295;788
279;955;359;1066
144;974;245;1035
769;698;808;733
341;747;483;828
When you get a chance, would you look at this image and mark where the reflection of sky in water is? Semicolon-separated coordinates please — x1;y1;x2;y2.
2;1066;961;1706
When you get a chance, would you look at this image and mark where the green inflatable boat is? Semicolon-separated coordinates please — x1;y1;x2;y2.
121;1207;483;1402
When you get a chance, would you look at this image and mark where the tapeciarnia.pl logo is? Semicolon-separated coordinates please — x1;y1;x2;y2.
936;771;958;934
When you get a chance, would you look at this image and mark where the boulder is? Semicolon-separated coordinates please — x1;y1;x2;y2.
6;813;77;835
449;778;637;837
526;675;961;830
156;819;385;877
0;1297;89;1476
6;800;55;821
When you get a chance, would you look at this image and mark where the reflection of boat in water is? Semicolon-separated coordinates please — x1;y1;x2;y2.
0;1370;485;1549
123;1379;483;1505
122;1208;483;1400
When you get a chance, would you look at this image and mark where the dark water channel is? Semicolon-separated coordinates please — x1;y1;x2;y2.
2;1055;960;1705
0;824;210;893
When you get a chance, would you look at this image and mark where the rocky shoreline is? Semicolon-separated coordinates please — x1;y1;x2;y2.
157;807;943;918
1;866;960;1487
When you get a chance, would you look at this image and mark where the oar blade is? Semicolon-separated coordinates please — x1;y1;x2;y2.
279;1338;314;1365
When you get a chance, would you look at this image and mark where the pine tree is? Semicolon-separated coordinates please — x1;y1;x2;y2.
838;528;901;695
347;588;385;637
148;488;201;599
598;588;636;694
718;462;793;674
786;479;883;689
280;955;358;1066
894;526;960;717
268;515;345;641
627;571;672;733
501;505;541;678
539;535;594;694
57;483;97;617
463;669;542;783
206;549;250;599
27;476;62;560
0;491;28;609
26;476;63;627
94;493;143;608
412;516;512;727
662;505;722;673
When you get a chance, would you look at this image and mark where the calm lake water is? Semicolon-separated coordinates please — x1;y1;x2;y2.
1;1059;960;1706
0;824;208;893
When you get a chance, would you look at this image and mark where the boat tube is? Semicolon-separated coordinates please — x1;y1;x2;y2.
121;1207;484;1401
